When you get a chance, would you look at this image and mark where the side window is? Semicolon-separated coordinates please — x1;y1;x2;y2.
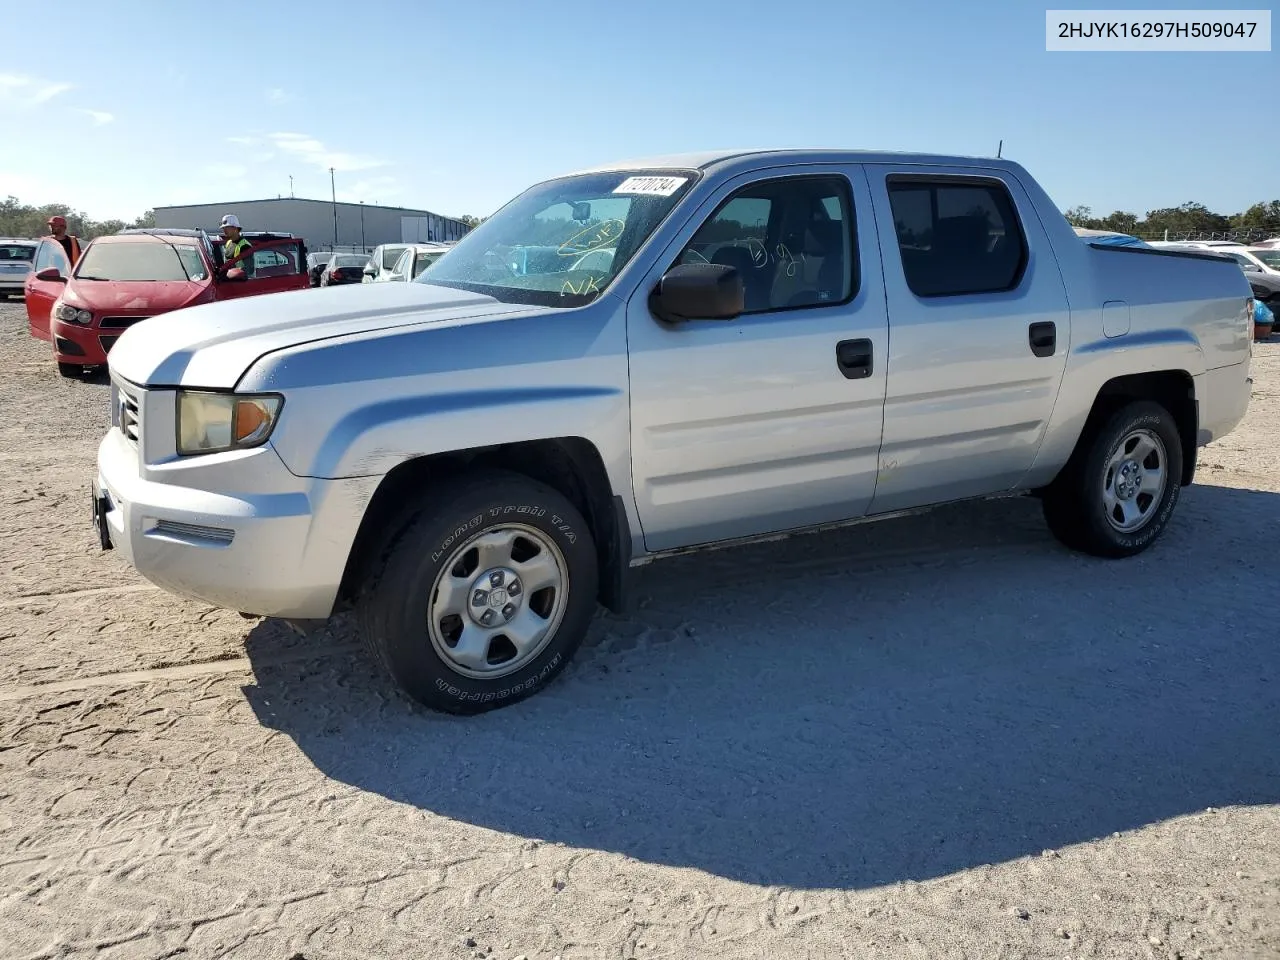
33;241;51;272
48;242;70;275
887;177;1028;297
391;249;411;279
676;176;856;314
250;247;301;276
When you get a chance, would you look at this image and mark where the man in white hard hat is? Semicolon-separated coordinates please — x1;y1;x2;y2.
220;214;253;277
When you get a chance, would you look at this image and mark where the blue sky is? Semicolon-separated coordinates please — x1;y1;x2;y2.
2;0;1275;222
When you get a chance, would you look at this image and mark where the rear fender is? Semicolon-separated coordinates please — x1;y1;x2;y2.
1023;334;1205;489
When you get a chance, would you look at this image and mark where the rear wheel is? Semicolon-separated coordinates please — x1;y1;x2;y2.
357;470;599;714
1042;400;1183;558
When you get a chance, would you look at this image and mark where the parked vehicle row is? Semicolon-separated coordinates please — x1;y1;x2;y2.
90;149;1254;716
25;227;310;377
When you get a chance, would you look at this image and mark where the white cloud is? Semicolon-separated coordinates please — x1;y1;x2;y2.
338;175;402;203
226;135;258;146
266;88;293;105
203;163;249;179
0;74;73;108
267;131;387;173
78;109;114;126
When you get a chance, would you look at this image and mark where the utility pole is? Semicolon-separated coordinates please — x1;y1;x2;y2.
330;167;338;246
289;175;294;198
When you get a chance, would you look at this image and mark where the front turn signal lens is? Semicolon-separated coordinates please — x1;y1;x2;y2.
176;391;283;456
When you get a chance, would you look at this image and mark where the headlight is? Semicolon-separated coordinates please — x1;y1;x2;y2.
54;303;93;325
176;391;284;455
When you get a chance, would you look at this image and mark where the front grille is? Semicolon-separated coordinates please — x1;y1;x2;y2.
99;316;151;330
116;382;141;444
100;335;120;354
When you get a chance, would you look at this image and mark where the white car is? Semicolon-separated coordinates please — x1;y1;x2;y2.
0;238;37;298
1149;240;1280;276
362;243;413;283
381;243;454;282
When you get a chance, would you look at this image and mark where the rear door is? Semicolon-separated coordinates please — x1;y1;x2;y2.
24;240;70;340
626;165;889;551
217;238;309;301
863;165;1071;514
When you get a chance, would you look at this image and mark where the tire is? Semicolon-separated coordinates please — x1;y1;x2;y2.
57;362;84;379
1042;400;1183;558
357;469;599;714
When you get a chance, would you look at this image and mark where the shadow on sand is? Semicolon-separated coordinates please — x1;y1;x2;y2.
242;484;1280;890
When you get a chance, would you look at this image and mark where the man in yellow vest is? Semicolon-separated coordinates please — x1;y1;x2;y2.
220;214;253;277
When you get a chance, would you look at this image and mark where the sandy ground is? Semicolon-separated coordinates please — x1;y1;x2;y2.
0;298;1278;960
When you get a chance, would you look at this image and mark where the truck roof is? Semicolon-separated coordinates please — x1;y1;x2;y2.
567;148;1022;176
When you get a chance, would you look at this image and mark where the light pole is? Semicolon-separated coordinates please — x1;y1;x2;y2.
329;167;338;246
288;174;294;198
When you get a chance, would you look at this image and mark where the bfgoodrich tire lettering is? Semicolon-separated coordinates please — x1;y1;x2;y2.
357;469;598;714
1042;400;1183;559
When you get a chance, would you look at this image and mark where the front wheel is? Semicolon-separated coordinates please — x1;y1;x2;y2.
57;361;84;379
1042;400;1183;558
357;470;599;714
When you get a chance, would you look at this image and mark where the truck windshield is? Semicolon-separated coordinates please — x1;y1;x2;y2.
75;242;204;282
417;170;698;307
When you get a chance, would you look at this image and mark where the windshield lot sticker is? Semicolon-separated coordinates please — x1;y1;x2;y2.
613;176;688;197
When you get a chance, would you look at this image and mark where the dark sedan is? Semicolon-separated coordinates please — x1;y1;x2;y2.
320;254;371;286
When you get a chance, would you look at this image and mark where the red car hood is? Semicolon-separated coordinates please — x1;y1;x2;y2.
61;278;208;315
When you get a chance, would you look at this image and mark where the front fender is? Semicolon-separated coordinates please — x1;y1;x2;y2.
284;384;627;479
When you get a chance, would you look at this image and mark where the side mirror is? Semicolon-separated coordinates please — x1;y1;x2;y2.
223;267;247;282
35;268;66;283
649;263;744;324
362;264;376;276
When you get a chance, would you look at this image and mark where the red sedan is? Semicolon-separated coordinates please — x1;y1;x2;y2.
26;228;310;377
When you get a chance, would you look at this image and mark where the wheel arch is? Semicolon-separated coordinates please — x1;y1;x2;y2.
1060;370;1198;488
335;436;631;616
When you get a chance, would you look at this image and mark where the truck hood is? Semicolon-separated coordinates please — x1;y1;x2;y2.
63;278;208;314
107;281;527;389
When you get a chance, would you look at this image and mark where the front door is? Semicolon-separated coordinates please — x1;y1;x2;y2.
626;166;889;552
217;239;309;301
863;165;1072;514
24;239;71;340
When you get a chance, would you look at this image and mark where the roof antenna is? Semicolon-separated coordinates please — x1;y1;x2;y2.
997;139;1003;158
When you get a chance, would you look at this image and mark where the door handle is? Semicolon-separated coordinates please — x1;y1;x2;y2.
1028;321;1056;358
835;338;873;379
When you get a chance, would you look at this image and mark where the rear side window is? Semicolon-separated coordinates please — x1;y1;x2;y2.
887;177;1027;297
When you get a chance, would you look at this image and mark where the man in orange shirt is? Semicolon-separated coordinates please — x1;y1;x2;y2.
46;216;83;266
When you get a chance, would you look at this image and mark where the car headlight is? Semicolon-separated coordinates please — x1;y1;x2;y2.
54;302;93;325
176;391;284;455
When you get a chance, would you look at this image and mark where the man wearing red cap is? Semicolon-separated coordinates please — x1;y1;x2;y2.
46;216;83;266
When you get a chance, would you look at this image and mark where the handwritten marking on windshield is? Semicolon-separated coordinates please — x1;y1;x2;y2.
560;276;603;296
558;219;624;257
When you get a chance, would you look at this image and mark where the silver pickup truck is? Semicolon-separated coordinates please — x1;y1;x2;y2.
92;149;1255;714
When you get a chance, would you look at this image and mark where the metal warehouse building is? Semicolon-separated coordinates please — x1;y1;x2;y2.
152;197;470;253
